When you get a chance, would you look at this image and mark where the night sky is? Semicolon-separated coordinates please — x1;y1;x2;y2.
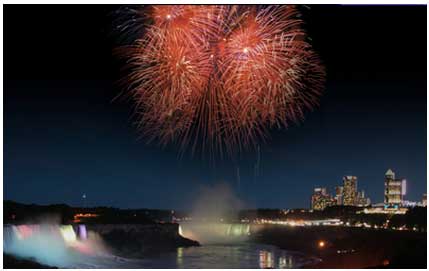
4;5;427;210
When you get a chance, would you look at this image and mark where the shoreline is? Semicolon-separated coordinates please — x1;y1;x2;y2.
250;224;427;268
3;253;58;269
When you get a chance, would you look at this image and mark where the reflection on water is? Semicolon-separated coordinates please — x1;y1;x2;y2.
259;250;295;269
68;244;309;269
279;256;287;268
176;247;184;267
259;250;273;268
6;242;319;268
168;244;319;269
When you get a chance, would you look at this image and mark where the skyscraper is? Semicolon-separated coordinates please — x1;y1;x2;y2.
384;169;404;207
335;186;343;205
401;179;407;198
356;190;370;206
311;187;335;210
314;187;327;195
343;176;357;206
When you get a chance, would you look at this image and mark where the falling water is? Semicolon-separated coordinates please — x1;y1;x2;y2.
3;224;112;268
78;224;88;240
179;222;251;244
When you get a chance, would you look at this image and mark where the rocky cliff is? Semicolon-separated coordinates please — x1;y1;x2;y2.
86;223;199;258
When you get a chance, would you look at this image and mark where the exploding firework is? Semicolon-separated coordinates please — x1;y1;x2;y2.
118;5;325;157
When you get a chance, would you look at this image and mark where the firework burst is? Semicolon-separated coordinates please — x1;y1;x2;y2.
118;5;325;158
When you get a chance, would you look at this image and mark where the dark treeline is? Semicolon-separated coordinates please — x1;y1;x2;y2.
3;200;173;224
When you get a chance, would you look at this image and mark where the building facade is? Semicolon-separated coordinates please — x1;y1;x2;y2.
335;186;343;205
356;190;370;206
311;187;335;210
343;176;357;206
384;169;406;207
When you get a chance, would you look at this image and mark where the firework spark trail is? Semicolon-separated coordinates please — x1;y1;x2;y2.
119;5;325;158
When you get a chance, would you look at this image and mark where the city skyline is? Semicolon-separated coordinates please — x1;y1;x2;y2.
310;168;426;211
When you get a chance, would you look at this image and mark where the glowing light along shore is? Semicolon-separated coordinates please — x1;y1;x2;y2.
253;218;420;232
119;5;325;156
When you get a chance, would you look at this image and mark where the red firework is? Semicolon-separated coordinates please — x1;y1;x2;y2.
120;5;325;157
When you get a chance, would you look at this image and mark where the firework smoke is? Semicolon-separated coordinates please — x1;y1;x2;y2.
119;5;325;157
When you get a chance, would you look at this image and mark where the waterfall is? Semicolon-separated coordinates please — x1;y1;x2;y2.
179;223;251;244
78;224;88;240
4;224;89;247
4;224;17;251
60;225;77;242
3;223;102;267
3;224;72;266
226;224;250;236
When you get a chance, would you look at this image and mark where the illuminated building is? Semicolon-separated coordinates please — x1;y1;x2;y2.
358;207;408;215
384;169;406;207
314;187;327;195
384;169;401;206
402;200;418;207
356;190;371;207
401;179;407;197
343;176;357;206
422;194;427;207
335;186;343;205
311;187;335;210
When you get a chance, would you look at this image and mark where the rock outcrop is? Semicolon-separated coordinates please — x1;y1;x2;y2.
86;223;200;258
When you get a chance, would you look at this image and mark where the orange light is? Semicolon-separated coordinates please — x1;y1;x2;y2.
73;213;99;223
318;240;325;248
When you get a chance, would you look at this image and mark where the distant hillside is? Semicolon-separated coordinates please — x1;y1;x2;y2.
3;200;175;225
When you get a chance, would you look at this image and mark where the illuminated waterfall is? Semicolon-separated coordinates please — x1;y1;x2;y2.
178;225;183;236
179;223;251;244
4;224;73;267
3;224;104;267
225;224;250;236
78;224;88;240
4;225;18;251
60;225;77;243
4;224;89;247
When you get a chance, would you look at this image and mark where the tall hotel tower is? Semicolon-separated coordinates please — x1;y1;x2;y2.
384;169;406;207
343;176;357;206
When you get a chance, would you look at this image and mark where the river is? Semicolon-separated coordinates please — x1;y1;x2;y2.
69;243;320;268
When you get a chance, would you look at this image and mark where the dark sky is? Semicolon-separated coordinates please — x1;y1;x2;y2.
4;5;427;210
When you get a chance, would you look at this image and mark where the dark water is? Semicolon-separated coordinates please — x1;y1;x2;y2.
70;243;320;269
